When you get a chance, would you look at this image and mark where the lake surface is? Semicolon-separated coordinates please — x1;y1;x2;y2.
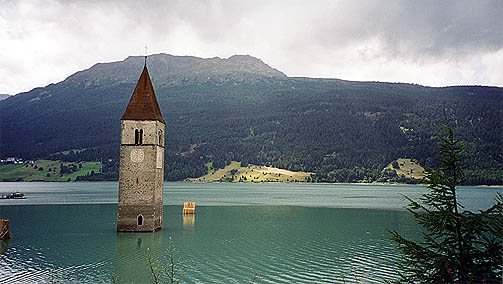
0;182;501;284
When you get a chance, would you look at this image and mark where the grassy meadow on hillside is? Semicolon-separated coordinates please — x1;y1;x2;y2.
0;160;101;182
384;158;425;180
189;161;312;183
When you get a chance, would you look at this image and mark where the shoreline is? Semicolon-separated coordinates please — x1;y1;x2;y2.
0;180;502;187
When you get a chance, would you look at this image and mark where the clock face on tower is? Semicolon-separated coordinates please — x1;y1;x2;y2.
130;149;144;163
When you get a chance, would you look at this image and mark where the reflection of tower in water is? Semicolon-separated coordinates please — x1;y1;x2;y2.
0;239;9;255
113;232;163;283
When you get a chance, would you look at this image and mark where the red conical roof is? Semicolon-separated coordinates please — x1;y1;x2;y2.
121;65;165;124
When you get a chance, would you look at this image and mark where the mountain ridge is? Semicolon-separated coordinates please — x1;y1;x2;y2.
1;54;502;184
4;53;498;101
65;53;286;86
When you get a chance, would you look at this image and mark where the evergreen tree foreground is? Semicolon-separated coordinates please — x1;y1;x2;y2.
389;119;502;283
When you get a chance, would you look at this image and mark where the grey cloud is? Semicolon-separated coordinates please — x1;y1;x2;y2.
1;0;501;95
53;0;503;59
312;0;503;61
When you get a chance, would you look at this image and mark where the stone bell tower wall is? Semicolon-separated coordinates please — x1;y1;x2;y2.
117;119;165;232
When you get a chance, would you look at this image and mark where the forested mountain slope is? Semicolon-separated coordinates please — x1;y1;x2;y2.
1;54;501;184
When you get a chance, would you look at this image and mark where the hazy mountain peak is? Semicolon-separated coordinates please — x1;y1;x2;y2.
227;54;261;63
66;54;286;86
146;53;287;78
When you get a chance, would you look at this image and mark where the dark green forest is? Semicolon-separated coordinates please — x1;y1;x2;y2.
1;54;502;184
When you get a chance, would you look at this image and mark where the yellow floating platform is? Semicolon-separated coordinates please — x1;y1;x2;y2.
183;202;196;214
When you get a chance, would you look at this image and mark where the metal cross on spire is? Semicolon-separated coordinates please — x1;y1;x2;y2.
144;44;148;66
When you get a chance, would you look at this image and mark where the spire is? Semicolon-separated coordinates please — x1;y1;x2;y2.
121;65;165;124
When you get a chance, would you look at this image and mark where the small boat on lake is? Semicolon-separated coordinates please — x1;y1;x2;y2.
0;192;26;199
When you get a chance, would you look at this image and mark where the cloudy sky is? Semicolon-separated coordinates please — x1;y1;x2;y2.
1;0;502;95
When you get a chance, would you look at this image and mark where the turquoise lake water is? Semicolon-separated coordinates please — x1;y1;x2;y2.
0;182;501;284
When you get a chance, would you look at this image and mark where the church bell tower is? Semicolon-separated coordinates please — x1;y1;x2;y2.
117;61;165;232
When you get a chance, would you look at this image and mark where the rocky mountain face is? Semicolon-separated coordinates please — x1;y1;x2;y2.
66;54;286;86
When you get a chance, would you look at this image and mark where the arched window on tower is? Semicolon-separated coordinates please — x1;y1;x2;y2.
159;130;162;145
137;214;143;226
134;129;139;145
134;129;143;145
